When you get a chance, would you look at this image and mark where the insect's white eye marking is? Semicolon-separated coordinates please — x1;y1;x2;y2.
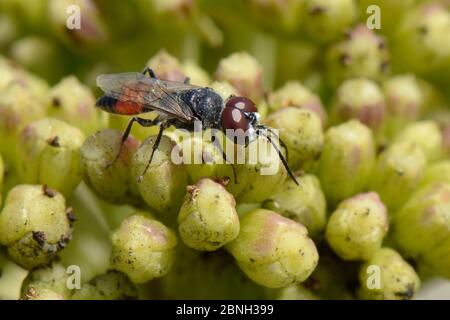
232;108;242;122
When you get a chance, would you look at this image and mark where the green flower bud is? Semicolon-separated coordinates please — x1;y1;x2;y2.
178;179;239;251
10;36;62;82
264;173;327;236
0;185;73;269
0;14;17;48
370;142;426;212
181;60;211;87
233;136;288;203
265;107;324;171
110;212;177;284
215;52;264;102
382;74;424;139
325;192;388;261
267;81;327;126
21;262;70;299
209;81;239;100
392;2;450;74
161;247;266;299
49;76;108;135
0;249;28;300
226;209;319;288
357;248;420;300
146;49;186;82
81;129;142;205
421;160;450;186
22;287;65;300
326;24;390;87
393;120;443;163
48;0;108;46
420;236;450;279
330;78;386;134
71;270;137;300
393;182;450;258
246;0;304;34
16;118;85;196
318;120;376;204
301;0;357;43
0;83;47;162
130;135;188;214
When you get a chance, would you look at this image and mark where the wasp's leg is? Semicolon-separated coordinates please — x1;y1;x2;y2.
183;77;191;84
107;116;160;168
138;121;169;182
142;67;157;79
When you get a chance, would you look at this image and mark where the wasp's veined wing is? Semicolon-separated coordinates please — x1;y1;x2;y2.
96;72;198;122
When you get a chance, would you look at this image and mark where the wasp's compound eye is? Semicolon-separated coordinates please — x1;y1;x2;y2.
221;106;249;132
225;96;257;113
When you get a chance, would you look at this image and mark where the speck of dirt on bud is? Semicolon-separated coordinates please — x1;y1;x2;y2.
309;6;326;15
42;184;56;198
339;54;351;66
46;136;60;147
32;231;46;247
52;97;61;108
66;207;76;223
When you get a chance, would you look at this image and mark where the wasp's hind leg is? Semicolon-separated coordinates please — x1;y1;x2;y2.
142;67;157;79
106;116;160;169
137;121;169;182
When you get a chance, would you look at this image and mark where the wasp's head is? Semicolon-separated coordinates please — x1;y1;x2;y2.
221;96;260;146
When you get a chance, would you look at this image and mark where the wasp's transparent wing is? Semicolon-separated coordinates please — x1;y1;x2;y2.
96;72;196;121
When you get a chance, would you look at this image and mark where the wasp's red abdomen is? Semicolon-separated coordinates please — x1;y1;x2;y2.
96;95;144;115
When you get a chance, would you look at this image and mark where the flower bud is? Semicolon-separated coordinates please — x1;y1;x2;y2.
130;135;188;214
0;185;73;269
266;284;318;300
71;270;137;300
330;78;385;134
21;262;70;299
245;0;304;34
146;49;186;82
181;60;211;87
178;179;239;251
80;129;142;205
233;136;288;203
357;248;420;300
267;81;327;126
393;182;450;258
215;52;264;102
0;155;4;207
326;24;390;87
392;2;450;74
421;160;450;186
0;83;47;162
226;209;319;288
48;76;108;135
265;107;324;171
393;120;443;163
370;142;426;212
318;120;376;204
420;236;450;279
48;0;108;46
382;74;424;139
301;0;357;44
0;250;28;300
326;192;388;261
264;173;327;236
110;212;177;284
209;81;239;100
16;118;85;196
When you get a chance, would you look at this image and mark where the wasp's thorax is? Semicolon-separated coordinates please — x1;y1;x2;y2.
177;88;224;128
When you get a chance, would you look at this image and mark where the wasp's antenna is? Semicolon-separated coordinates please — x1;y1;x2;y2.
257;125;289;163
256;127;299;186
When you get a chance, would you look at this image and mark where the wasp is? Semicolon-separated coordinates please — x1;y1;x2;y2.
95;67;298;185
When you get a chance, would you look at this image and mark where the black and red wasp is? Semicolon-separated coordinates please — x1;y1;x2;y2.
95;67;298;184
